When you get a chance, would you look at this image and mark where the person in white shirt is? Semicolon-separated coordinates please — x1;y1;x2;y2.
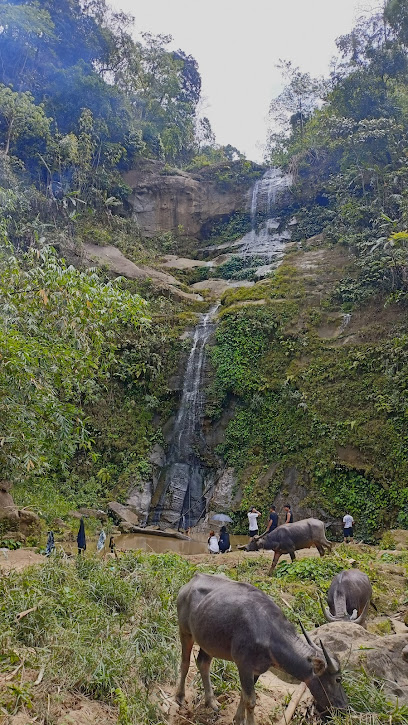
248;507;261;539
343;513;354;543
207;531;220;554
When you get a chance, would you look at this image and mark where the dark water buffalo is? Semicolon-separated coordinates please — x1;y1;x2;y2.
322;569;373;626
247;517;332;575
176;572;347;725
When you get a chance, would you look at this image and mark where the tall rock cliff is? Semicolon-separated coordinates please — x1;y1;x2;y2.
123;160;263;240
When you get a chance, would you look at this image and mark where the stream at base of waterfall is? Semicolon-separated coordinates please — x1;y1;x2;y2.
149;169;292;529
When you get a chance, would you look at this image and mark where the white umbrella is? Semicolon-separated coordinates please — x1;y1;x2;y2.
211;513;233;523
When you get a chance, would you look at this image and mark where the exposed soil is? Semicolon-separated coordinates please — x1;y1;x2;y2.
162;663;305;725
0;548;44;573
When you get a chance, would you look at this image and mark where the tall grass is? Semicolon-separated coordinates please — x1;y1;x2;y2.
0;549;406;723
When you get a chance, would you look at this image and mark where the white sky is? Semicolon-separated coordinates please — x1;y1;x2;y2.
112;0;381;161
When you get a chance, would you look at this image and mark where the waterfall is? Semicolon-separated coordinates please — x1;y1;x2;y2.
339;313;351;335
149;303;219;529
241;168;292;267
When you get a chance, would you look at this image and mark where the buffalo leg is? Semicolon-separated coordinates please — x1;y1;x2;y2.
267;550;281;576
175;630;193;705
289;550;296;562
234;667;257;725
197;648;218;711
316;544;325;557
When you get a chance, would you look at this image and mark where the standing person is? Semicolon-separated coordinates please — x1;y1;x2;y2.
248;507;261;539
45;531;55;557
96;529;106;553
218;526;230;553
77;517;86;556
267;505;279;532
284;505;293;524
207;530;220;554
343;513;354;543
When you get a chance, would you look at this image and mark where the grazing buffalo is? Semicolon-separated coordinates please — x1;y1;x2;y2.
176;572;347;725
247;517;332;575
322;569;373;626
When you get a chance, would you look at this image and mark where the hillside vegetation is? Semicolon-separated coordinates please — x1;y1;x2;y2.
206;0;408;537
2;0;408;536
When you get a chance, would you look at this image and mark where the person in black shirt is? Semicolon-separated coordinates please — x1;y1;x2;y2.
267;505;279;532
218;526;230;553
284;504;293;524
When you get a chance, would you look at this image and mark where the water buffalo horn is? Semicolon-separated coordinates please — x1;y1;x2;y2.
353;601;370;625
298;620;314;647
324;606;337;622
318;593;326;616
319;639;337;674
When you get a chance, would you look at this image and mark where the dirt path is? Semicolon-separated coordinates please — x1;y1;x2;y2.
0;548;44;573
159;645;306;725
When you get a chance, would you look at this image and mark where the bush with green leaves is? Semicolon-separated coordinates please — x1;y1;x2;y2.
0;238;149;480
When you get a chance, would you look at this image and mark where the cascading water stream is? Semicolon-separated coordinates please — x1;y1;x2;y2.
241;168;292;268
149;303;220;528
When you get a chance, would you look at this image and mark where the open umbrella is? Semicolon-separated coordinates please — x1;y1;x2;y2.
211;513;233;523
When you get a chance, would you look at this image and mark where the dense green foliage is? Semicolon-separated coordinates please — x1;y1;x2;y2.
201;0;408;536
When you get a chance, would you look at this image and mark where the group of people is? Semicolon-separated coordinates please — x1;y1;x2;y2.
207;526;231;554
248;504;293;539
247;506;355;543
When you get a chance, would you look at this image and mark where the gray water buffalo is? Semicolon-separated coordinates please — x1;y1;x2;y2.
176;572;347;725
247;517;332;575
322;569;373;626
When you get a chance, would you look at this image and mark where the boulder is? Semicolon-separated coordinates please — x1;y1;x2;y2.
108;502;140;529
0;480;13;492
0;482;40;536
126;483;152;524
18;509;41;536
311;621;408;703
78;507;108;521
0;488;19;529
1;531;26;543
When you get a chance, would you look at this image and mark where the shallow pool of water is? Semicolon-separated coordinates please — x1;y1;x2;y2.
115;533;249;555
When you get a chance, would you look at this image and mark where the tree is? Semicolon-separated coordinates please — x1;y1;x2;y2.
0;239;149;479
196;116;215;150
268;60;324;144
0;85;51;156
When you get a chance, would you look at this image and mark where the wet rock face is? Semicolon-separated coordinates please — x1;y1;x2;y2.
123;161;254;240
209;468;240;512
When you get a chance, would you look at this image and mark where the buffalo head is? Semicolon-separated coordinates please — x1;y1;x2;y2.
300;623;348;713
246;535;264;552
